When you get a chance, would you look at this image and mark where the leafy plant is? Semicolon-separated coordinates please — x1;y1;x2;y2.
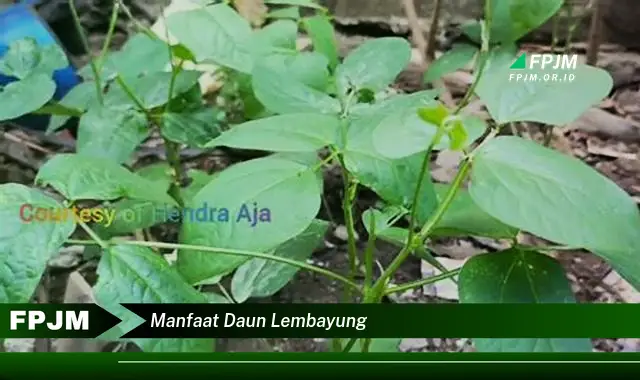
1;0;638;354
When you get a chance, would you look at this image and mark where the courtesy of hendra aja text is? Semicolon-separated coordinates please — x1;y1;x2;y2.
151;312;368;331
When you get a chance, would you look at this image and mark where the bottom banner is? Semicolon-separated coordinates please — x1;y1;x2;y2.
0;353;639;379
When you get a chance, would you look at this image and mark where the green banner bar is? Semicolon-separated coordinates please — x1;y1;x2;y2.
1;353;640;379
121;303;640;338
2;303;640;339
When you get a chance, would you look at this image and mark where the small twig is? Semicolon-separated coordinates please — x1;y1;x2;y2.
401;0;455;107
69;0;103;104
1;132;53;154
586;0;602;66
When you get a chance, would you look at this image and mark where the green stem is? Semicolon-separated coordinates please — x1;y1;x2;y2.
69;0;103;104
66;238;361;292
165;138;186;207
116;0;158;39
453;3;492;114
342;177;359;300
77;221;109;249
115;75;146;111
363;213;377;289
384;269;461;295
99;1;120;64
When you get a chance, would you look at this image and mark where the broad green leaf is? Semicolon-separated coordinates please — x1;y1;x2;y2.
344;338;401;352
476;59;613;125
94;245;213;352
424;44;478;83
106;71;202;110
344;92;439;216
267;6;300;19
36;154;176;205
0;74;56;121
178;156;322;283
136;164;174;190
257;52;330;91
251;19;298;55
252;62;340;114
459;249;592;352
183;170;217;202
432;185;519;239
372;105;486;159
464;0;563;44
335;38;411;96
0;38;67;79
79;34;171;81
264;0;323;9
302;15;339;69
77;106;149;164
162;108;223;147
205;292;231;303
470;136;640;288
47;82;102;134
0;184;76;303
166;4;253;73
207;113;340;152
92;199;170;238
231;219;328;302
362;207;409;246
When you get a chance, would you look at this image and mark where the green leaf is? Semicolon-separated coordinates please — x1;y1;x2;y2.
459;249;592;352
36;154;176;205
252;62;340;114
470;136;640;288
136;164;174;190
447;120;468;151
162;108;223;148
0;74;56;121
424;44;478;83
302;15;339;70
77;106;149;164
0;184;76;303
0;38;67;79
361;207;410;246
432;185;519;239
267;7;301;20
335;37;411;96
344;92;439;214
106;71;202;110
207;113;340;152
183;169;217;202
79;34;171;81
94;245;213;352
231;219;328;302
46;82;102;134
92;199;170;238
372;104;486;159
476;59;613;125
166;4;253;73
467;0;564;44
178;155;322;283
258;52;330;91
251;20;298;55
264;0;323;9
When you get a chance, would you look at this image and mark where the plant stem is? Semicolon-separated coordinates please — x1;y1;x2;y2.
65;238;361;292
69;0;103;104
363;213;377;289
342;176;359;300
77;220;109;249
114;75;146;111
453;3;492;114
384;269;460;295
116;0;158;39
164;138;186;207
99;1;120;64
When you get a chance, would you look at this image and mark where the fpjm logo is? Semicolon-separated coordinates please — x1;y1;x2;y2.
10;310;89;330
